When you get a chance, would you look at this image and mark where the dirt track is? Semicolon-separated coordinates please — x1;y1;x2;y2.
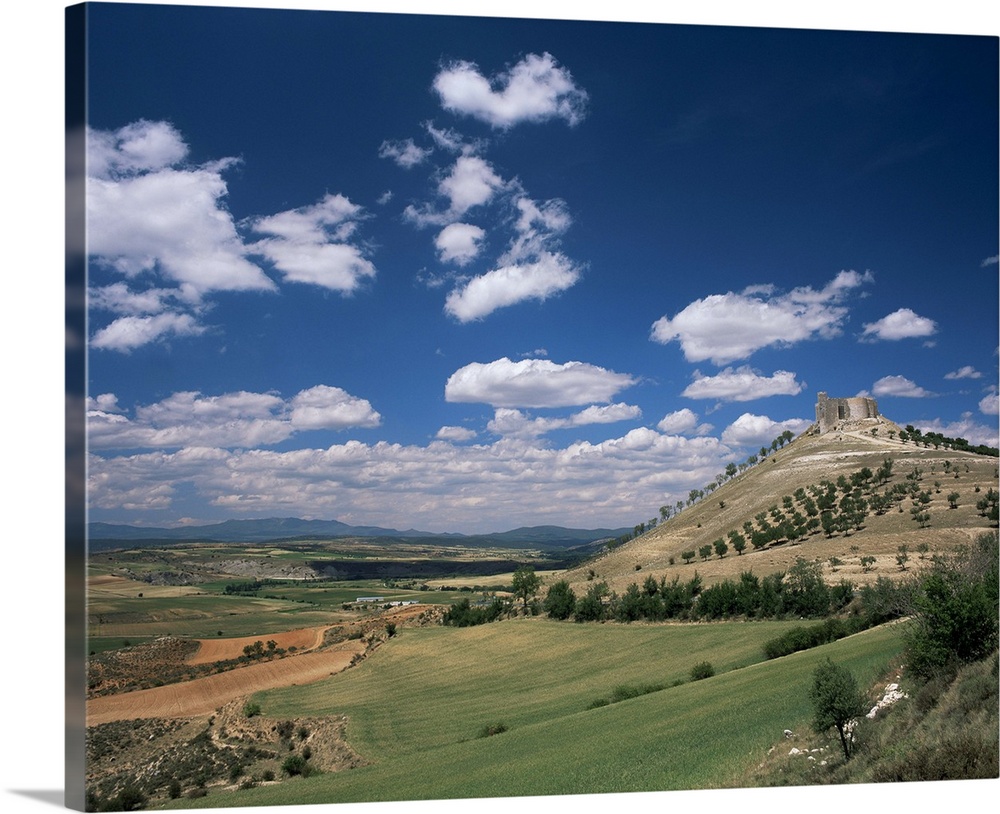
86;639;366;725
186;626;328;664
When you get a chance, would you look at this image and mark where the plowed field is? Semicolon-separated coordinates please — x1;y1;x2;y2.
186;626;328;664
86;639;366;725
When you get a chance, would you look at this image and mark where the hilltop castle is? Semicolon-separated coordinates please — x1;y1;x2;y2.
815;392;879;434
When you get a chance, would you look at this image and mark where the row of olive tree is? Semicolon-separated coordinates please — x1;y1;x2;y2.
610;431;799;551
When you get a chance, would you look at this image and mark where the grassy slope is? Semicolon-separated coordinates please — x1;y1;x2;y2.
167;618;904;808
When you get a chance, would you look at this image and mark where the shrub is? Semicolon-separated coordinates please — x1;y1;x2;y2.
612;683;661;702
281;754;314;777
906;532;999;679
442;596;505;627
762;618;865;660
542;580;577;620
243;701;261;718
690;661;715;681
574;581;609;622
477;722;508;738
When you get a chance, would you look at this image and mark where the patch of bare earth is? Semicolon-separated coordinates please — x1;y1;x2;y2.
187;626;328;664
87;640;366;725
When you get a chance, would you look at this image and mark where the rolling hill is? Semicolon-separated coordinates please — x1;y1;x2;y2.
87;517;631;552
561;414;998;594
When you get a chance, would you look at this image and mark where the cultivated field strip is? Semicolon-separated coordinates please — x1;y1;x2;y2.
185;626;329;664
86;639;366;725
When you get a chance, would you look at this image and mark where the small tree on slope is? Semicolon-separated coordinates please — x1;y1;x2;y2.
809;658;868;761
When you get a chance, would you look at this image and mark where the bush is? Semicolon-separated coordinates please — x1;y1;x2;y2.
762;618;865;660
243;701;261;718
281;754;315;777
442;596;505;627
477;722;508;738
690;661;715;681
574;581;609;622
906;532;999;679
542;580;577;620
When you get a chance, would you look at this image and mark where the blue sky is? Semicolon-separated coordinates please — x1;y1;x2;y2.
78;2;998;534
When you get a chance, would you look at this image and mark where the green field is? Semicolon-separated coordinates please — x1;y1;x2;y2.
87;573;490;640
167;618;905;807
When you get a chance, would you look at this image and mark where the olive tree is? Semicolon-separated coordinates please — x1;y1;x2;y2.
809;658;868;761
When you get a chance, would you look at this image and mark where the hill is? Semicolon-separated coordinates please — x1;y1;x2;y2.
87;517;630;552
562;416;998;594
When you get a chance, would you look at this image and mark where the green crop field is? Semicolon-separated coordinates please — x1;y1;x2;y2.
87;593;341;639
167;618;905;808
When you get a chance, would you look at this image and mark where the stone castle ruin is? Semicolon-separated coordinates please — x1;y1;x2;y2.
815;392;879;434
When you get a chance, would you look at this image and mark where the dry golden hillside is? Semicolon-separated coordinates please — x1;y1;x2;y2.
558;417;998;595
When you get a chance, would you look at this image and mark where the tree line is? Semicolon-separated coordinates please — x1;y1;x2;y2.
540;556;859;624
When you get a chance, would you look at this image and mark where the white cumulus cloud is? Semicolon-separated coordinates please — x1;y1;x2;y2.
445;357;637;408
86;120;378;351
433;52;588;129
249;193;376;293
87;121;274;298
944;365;983;380
405;155;506;228
682;367;804;401
720;413;812;448
378;137;432;168
650;270;873;364
87;385;380;450
435;223;486;266
861;308;937;341
90;313;206;353
487;403;642;439
444;252;580;322
979;388;999;416
435;426;478;442
656;409;713;436
288;385;382;430
86;426;737;531
872;375;934;398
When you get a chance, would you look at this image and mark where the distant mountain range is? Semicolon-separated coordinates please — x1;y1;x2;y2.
87;517;631;551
